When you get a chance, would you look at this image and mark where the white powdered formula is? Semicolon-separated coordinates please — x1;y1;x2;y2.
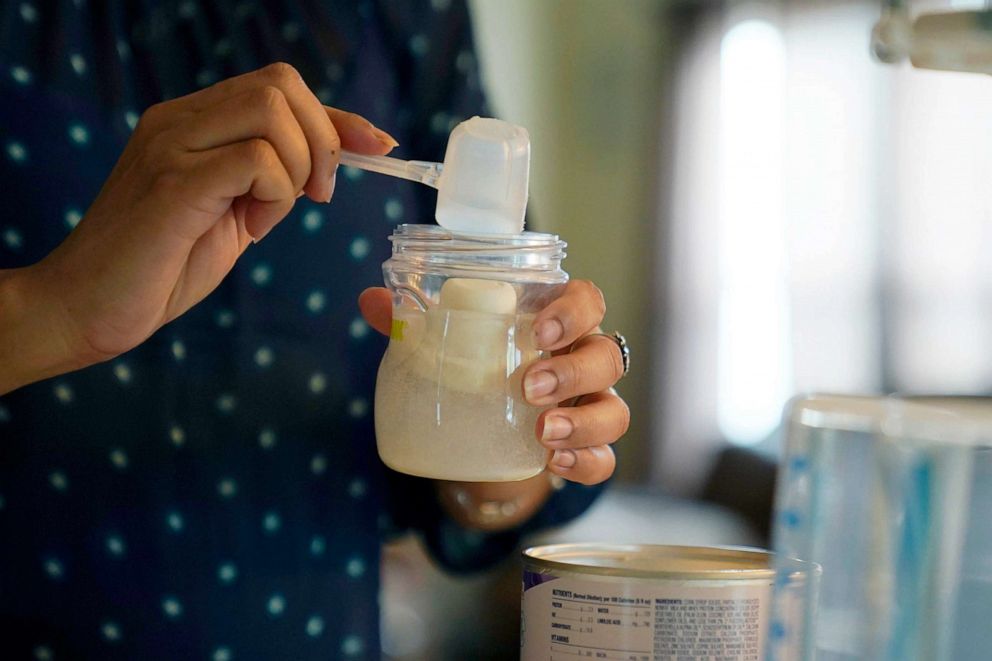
374;304;550;482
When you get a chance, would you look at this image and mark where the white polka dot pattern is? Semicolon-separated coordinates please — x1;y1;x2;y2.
2;228;23;250
217;478;237;499
0;3;532;657
258;427;277;449
250;263;272;286
215;309;236;328
346;556;366;578
53;382;74;404
305;615;325;637
310;453;328;475
68;122;89;145
169;425;186;446
215;393;237;413
349;237;370;260
348;398;369;418
11;65;32;84
305;290;326;314
43;557;65;580
218;561;238;584
341;634;364;656
101;621;122;642
349;318;369;339
266;593;286;616
325;62;343;81
196;69;216;87
20;3;39;23
348;478;367;500
308;373;327;394
69;53;86;75
178;1;197;19
166;511;184;532
430;112;449;135
162;596;183;618
64;208;83;229
48;471;68;492
5;141;27;163
253;346;274;368
456;50;474;73
302;209;323;232
384;198;404;221
113;362;132;384
409;34;430;57
262;511;281;534
105;534;126;557
281;22;300;42
109;448;129;470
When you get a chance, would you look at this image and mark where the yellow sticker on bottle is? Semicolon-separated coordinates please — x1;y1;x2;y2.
390;319;407;341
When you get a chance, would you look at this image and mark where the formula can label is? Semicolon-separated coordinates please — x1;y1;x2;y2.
521;569;770;660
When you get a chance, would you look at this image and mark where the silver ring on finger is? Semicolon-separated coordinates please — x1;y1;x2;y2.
584;330;630;379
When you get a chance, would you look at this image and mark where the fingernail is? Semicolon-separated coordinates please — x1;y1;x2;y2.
327;166;338;202
552;449;576;469
371;126;399;148
541;416;573;443
245;200;278;243
524;370;558;403
251;223;276;244
534;319;564;349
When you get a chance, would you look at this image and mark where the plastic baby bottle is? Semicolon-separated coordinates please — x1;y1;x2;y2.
373;226;568;481
344;115;563;481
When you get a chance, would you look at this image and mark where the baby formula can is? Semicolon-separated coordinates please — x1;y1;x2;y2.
521;544;778;661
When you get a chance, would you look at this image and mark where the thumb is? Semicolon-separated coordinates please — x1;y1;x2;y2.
358;287;393;336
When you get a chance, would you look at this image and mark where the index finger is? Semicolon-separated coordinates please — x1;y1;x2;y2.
325;107;399;154
531;280;607;351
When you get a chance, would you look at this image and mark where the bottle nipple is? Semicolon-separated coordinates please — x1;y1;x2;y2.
407;278;521;394
439;278;517;315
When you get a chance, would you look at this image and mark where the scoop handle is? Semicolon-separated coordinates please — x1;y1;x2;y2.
339;151;443;189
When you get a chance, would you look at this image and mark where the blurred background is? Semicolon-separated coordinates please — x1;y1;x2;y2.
384;0;992;657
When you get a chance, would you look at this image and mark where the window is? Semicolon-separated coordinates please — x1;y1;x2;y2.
656;0;992;491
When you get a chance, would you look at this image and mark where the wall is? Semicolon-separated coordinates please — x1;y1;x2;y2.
468;0;671;481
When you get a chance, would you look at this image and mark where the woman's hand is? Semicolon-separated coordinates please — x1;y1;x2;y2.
2;63;396;391
518;280;629;484
359;280;630;486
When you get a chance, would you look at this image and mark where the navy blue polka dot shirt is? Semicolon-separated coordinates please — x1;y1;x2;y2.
0;1;601;659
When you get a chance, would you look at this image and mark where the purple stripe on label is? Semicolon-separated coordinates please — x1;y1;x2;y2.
523;569;558;592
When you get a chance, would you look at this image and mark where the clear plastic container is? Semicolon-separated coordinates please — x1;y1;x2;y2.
374;224;568;482
769;395;992;661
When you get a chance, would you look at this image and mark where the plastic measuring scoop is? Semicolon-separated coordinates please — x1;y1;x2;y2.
339;116;530;235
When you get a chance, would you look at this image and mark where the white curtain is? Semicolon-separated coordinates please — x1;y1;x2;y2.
655;0;992;492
